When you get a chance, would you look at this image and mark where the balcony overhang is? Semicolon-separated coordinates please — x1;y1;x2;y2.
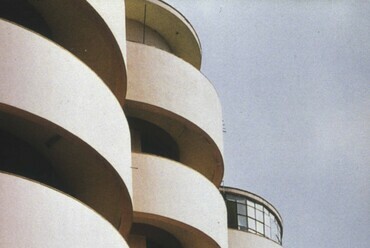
126;0;202;69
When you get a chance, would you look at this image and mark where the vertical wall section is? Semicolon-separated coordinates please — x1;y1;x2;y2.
0;0;133;246
126;0;228;247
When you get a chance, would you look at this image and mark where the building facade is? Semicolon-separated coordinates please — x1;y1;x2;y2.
0;1;282;247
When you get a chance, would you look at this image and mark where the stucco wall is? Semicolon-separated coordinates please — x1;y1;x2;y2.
0;173;129;248
132;153;228;248
126;41;224;184
228;229;282;248
0;19;132;235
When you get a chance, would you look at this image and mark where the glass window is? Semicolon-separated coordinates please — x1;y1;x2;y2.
247;206;255;218
226;195;236;201
256;203;263;211
257;222;264;234
256;210;264;222
248;218;256;230
264;213;270;227
237;203;246;215
238;215;247;228
224;193;282;245
271;222;278;241
265;226;271;238
226;200;238;229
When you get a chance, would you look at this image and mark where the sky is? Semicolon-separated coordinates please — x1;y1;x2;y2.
167;1;370;247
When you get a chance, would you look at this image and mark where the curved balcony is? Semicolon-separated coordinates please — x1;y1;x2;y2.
0;20;132;236
86;0;128;62
0;173;129;248
132;153;228;248
126;42;223;185
126;0;202;68
0;0;127;104
221;187;283;247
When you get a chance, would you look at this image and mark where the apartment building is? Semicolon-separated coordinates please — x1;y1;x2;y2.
0;1;282;247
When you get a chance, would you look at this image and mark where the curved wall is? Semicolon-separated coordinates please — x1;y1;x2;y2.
126;42;224;184
0;173;129;248
132;153;228;248
228;230;282;248
0;20;132;235
87;0;127;62
127;42;222;150
126;0;201;68
127;19;171;52
0;0;127;104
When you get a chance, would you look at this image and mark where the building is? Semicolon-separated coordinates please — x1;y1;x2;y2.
0;0;282;247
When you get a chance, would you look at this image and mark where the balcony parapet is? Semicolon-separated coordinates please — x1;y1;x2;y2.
126;0;202;69
0;0;127;104
0;173;129;248
0;20;132;236
132;153;228;248
126;41;224;185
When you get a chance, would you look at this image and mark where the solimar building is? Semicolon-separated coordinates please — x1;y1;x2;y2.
0;0;283;247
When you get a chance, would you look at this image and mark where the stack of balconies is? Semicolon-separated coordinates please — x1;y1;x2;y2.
125;0;227;247
0;0;227;247
0;1;283;248
0;0;132;247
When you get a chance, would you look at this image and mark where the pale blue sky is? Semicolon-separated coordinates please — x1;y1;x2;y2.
167;1;370;247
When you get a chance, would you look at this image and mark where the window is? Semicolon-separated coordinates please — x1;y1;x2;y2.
223;192;282;245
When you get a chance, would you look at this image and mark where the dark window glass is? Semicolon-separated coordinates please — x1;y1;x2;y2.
237;203;246;215
128;118;179;161
226;200;238;229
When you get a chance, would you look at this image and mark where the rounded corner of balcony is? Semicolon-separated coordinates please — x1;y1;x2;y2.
0;39;134;234
0;1;128;105
126;0;202;68
131;153;228;247
0;172;130;248
125;101;224;186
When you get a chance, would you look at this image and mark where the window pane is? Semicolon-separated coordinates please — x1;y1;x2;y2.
225;194;236;201
256;210;263;222
271;221;278;241
247;206;255;218
277;232;282;243
238;215;247;228
247;200;254;207
264;214;270;226
257;222;264;234
237;203;246;215
226;200;238;229
226;194;241;202
265;226;271;238
256;203;263;211
226;194;245;203
248;218;256;230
